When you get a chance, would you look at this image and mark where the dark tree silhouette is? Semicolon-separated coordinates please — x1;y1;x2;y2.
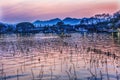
0;23;7;33
56;21;64;26
16;22;35;33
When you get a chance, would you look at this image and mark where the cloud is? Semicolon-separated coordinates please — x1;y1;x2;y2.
0;8;2;20
0;0;119;22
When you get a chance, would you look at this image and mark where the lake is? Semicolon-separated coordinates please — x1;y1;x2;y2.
0;32;120;80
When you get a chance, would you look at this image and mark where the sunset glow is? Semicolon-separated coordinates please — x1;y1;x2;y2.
0;0;119;22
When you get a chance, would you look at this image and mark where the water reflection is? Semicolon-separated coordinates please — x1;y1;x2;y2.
0;33;120;80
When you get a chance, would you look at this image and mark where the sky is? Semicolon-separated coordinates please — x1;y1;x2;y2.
0;0;119;23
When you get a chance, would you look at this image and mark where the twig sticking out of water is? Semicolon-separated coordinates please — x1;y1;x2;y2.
105;58;109;80
38;65;44;80
50;67;53;80
72;63;77;80
87;68;97;79
4;73;6;80
31;69;34;80
100;70;103;80
66;71;71;80
66;63;77;80
116;70;119;80
1;63;4;80
17;69;19;80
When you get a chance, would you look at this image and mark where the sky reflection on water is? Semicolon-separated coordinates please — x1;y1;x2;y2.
0;33;120;80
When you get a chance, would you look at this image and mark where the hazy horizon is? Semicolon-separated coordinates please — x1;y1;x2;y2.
0;0;119;23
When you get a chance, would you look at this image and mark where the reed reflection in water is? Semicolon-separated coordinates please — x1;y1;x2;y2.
0;33;120;80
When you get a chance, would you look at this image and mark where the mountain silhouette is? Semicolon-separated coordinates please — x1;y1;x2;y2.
63;17;80;25
33;18;61;26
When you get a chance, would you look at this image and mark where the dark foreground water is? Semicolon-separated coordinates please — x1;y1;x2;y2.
0;33;120;80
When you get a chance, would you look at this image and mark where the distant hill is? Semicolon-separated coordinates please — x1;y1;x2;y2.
63;17;80;25
33;18;61;26
33;17;81;27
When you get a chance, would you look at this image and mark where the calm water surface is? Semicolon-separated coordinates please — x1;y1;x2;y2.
0;33;120;80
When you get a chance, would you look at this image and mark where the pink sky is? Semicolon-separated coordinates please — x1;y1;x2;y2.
0;0;119;22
